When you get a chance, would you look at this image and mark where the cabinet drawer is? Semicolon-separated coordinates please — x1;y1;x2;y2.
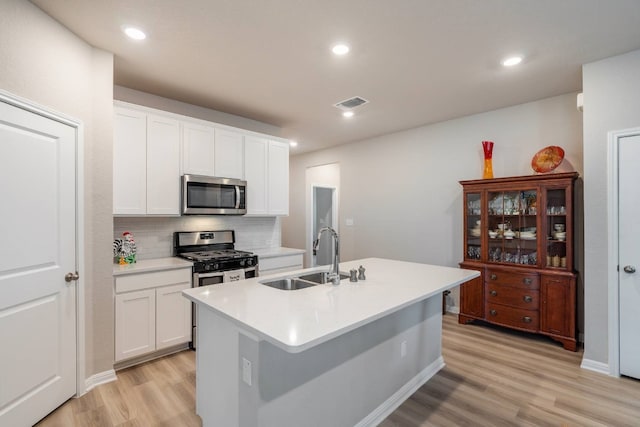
486;269;539;290
486;284;539;309
486;303;539;331
115;268;192;293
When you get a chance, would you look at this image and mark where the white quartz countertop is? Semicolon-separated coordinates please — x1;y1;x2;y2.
182;257;479;353
244;247;305;258
113;257;193;276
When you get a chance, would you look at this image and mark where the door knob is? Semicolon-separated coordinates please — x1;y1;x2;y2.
623;265;636;274
65;272;80;282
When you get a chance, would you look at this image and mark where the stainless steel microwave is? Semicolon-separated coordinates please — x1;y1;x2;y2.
182;175;247;215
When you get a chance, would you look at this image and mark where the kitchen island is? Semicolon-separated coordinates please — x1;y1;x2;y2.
183;258;478;427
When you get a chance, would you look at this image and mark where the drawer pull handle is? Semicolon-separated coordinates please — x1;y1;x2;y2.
490;274;497;280
490;290;498;296
490;309;497;316
523;316;532;323
523;278;532;285
523;295;533;303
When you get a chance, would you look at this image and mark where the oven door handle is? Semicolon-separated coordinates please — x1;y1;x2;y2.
235;185;241;209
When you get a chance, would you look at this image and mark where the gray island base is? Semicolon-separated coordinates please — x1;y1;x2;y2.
183;258;479;427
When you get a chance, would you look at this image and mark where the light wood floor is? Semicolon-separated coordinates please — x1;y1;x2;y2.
37;315;640;426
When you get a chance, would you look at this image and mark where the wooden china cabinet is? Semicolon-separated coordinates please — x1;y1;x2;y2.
458;172;578;351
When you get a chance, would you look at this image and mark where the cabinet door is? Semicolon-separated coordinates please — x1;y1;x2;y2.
244;135;269;215
156;282;192;350
115;289;156;362
114;107;147;215
459;268;484;321
540;275;575;338
268;140;289;215
182;121;215;176
147;114;181;215
214;129;244;179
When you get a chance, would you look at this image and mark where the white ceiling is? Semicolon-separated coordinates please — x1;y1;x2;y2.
32;0;640;154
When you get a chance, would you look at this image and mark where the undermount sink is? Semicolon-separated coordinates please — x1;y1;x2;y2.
260;271;351;290
297;272;349;284
260;277;317;291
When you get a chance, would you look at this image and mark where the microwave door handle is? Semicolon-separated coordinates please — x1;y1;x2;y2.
235;185;241;209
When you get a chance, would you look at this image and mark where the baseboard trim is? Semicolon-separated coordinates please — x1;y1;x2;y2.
355;356;445;427
83;369;117;395
446;305;460;314
580;358;611;376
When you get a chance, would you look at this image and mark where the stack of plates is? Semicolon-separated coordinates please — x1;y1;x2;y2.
519;231;536;240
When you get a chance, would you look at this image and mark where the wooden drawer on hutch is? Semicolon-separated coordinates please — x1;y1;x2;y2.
486;269;539;290
486;283;539;309
486;303;539;331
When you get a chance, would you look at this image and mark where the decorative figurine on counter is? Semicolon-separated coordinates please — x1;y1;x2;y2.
113;231;137;264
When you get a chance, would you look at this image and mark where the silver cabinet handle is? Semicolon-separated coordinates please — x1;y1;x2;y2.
490;290;497;296
490;274;497;280
489;309;497;316
523;316;532;323
523;295;533;303
65;272;79;282
623;265;636;274
523;278;532;285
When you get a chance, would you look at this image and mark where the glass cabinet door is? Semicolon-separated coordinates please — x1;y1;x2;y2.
465;192;481;261
545;188;569;270
486;189;538;266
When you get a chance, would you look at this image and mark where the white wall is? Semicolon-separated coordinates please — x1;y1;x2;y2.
283;93;583;316
582;49;640;366
0;0;114;376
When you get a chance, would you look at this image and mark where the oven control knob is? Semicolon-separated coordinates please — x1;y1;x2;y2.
214;263;219;270
205;264;211;271
240;259;246;266
247;259;253;266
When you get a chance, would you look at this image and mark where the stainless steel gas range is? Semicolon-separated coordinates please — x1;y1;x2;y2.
174;230;258;348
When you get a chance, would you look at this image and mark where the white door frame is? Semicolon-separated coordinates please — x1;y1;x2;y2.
307;184;339;267
0;89;86;395
607;126;640;377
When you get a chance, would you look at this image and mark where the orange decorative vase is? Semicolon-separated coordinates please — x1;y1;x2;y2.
482;140;494;179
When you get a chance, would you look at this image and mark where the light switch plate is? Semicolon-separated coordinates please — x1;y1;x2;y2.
345;218;354;226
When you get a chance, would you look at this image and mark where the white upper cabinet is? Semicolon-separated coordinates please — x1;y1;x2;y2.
113;107;147;215
146;115;180;215
114;102;289;217
244;135;269;215
182;121;215;176
268;140;289;215
113;106;180;216
243;137;289;216
214;128;244;179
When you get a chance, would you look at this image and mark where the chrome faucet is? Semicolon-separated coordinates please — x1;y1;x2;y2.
313;227;341;285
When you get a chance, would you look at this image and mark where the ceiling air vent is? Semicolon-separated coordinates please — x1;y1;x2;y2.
334;96;369;111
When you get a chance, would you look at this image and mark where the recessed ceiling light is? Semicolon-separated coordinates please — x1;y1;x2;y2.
289;140;298;147
342;111;354;118
332;43;350;55
123;26;146;40
501;55;523;67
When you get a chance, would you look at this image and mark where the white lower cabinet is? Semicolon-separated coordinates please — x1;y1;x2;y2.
259;253;304;276
115;268;192;363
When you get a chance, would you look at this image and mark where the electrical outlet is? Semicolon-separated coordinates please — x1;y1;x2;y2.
401;340;407;358
345;218;354;226
242;357;252;386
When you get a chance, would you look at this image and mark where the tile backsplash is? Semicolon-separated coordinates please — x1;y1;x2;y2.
114;216;281;260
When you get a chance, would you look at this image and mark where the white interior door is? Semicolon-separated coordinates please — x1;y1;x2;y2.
0;99;77;425
619;133;640;379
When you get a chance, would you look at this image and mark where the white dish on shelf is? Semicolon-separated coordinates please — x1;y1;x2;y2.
521;236;537;240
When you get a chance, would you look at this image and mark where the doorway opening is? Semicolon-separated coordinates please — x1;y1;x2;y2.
305;163;340;268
